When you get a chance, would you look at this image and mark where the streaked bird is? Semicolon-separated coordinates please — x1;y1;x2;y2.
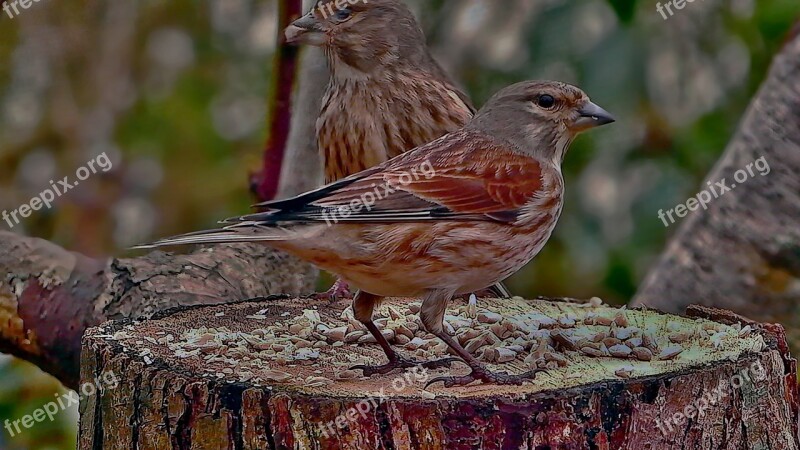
138;81;615;386
285;0;510;299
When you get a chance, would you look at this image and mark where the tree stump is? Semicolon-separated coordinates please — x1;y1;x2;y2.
78;296;800;449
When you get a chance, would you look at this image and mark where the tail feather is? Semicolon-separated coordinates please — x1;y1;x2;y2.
132;224;317;250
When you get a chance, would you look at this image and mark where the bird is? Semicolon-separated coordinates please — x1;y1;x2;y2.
137;80;616;386
284;0;514;300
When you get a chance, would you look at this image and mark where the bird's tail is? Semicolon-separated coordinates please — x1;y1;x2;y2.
132;222;319;250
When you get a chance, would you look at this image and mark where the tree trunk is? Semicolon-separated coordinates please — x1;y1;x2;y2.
79;296;799;449
632;29;800;351
0;0;329;388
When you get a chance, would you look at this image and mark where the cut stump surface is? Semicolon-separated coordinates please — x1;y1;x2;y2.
79;296;800;449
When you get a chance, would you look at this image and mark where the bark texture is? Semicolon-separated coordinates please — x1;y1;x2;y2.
632;32;800;346
79;297;799;449
0;233;315;389
0;0;331;388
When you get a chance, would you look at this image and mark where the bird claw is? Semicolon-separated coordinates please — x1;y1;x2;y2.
425;367;544;388
350;356;462;377
310;279;353;302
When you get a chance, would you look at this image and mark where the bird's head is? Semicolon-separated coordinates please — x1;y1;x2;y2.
469;81;616;163
284;0;429;76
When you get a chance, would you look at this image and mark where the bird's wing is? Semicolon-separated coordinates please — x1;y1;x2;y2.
232;131;544;225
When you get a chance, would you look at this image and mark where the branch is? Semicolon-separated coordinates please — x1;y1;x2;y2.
632;32;800;331
0;231;315;389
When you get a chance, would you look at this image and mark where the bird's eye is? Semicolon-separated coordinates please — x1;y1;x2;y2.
537;95;556;109
334;8;353;21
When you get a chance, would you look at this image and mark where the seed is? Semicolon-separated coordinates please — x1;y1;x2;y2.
581;347;605;357
491;323;512;339
323;326;348;342
263;370;292;382
358;334;377;344
614;328;635;341
667;321;683;332
658;345;683;360
551;330;578;351
594;316;613;326
305;376;333;387
289;324;305;334
466;295;478;319
294;339;312;349
478;311;503;324
420;390;436;399
408;303;421;314
544;352;569;367
387;306;404;321
395;325;415;340
345;331;366;343
614;312;629;327
615;366;634;378
406;337;427;350
739;326;753;338
465;336;488;354
642;332;659;352
626;337;643;348
395;335;410;345
608;344;632;358
632;347;653;361
506;344;525;353
577;339;602;351
487;347;517;363
524;352;541;368
336;370;359;380
558;316;576;328
457;329;482;346
590;332;608;343
602;337;622;348
669;332;692;343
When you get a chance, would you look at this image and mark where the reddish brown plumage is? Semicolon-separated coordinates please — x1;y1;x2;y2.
141;80;616;385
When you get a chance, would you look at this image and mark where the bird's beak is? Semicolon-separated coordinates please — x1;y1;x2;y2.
573;101;616;131
284;12;326;46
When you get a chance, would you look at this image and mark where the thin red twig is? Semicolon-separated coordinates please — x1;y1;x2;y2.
250;0;304;202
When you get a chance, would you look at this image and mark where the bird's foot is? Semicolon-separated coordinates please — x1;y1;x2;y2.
426;366;544;388
310;279;353;302
351;356;461;377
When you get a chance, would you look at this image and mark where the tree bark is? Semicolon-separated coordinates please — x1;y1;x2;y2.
79;296;799;449
632;31;800;346
0;233;316;389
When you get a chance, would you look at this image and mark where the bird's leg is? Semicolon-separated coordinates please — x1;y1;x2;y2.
349;291;459;377
419;290;543;388
311;277;354;302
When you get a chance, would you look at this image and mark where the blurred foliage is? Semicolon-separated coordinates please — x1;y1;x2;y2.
0;0;798;448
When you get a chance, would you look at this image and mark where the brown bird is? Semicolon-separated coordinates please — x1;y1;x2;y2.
138;81;615;386
285;0;505;299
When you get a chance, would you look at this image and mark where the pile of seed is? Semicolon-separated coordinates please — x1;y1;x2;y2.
111;296;762;386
